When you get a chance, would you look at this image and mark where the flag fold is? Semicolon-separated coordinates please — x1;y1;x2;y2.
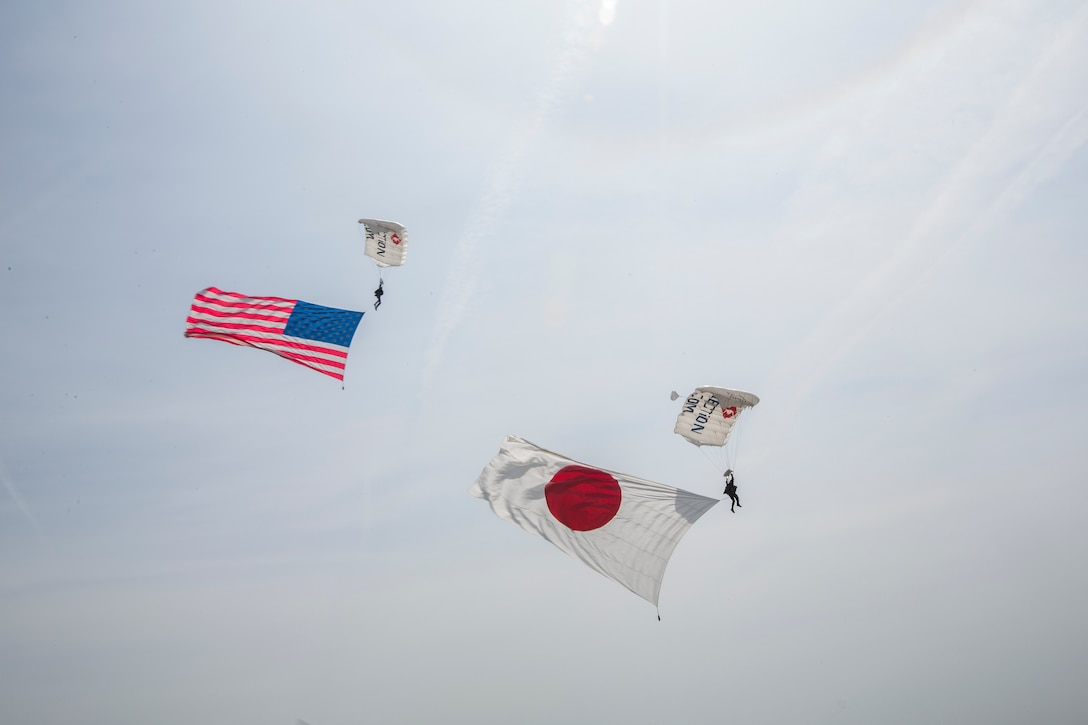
184;287;363;381
470;435;718;606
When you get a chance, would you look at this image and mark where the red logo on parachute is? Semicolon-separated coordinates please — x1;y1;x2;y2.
721;406;738;419
390;233;402;245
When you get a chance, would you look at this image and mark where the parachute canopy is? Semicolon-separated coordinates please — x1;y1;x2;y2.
358;218;407;267
673;386;760;448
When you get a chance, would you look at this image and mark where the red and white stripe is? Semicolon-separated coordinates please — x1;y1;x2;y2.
184;287;350;380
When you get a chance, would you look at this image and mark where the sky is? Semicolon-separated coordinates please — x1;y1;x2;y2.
2;0;1087;723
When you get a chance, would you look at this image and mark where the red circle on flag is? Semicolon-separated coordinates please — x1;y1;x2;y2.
545;465;622;531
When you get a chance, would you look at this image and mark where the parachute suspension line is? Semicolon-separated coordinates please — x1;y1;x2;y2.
731;418;744;474
698;446;720;475
730;408;756;477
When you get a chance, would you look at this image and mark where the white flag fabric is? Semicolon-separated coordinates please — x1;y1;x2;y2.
470;435;718;607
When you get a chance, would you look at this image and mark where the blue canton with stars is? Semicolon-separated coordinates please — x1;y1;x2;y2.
283;301;364;347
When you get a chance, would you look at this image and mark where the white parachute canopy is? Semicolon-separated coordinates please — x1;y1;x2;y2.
673;386;760;472
358;218;408;267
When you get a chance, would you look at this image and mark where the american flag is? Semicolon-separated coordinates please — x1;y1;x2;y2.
184;287;364;381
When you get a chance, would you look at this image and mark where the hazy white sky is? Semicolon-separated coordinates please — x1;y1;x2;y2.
2;1;1087;723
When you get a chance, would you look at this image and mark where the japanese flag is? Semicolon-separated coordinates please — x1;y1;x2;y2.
470;435;718;607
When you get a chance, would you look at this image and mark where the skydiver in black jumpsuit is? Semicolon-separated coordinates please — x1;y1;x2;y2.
373;279;384;309
723;469;741;512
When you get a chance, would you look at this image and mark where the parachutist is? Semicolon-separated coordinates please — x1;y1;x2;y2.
373;279;384;309
722;469;741;512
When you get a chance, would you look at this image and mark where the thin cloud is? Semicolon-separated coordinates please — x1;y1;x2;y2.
759;1;1088;451
1;458;45;542
422;0;616;391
